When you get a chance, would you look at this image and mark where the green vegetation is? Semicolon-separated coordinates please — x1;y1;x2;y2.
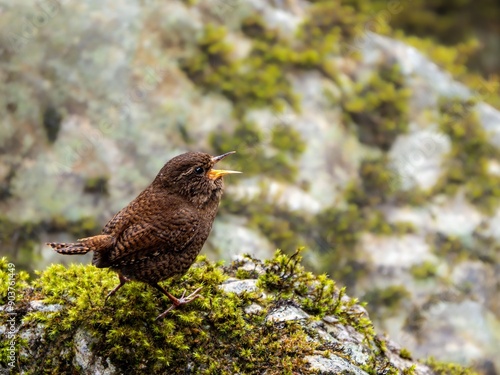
180;24;300;116
0;250;371;374
400;347;412;360
342;64;411;151
410;261;438;280
0;249;481;374
432;98;500;214
2;254;316;374
83;176;109;195
425;357;480;375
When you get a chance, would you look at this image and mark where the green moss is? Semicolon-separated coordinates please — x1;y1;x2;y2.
181;24;300;116
360;336;401;375
270;124;306;158
1;250;482;374
428;231;498;266
424;357;480;375
83;176;109;195
410;261;438;280
257;248;375;338
403;365;417;374
432;98;500;214
360;0;500;108
344;156;402;206
400;347;413;360
3;253;326;374
297;0;371;58
342;64;411;151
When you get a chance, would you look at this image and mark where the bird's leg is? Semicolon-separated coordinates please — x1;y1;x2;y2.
150;283;203;320
105;274;130;301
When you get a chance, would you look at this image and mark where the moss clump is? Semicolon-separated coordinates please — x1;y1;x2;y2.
270;123;306;158
342;155;429;208
257;249;368;326
1;250;482;374
428;231;498;265
342;64;411;151
297;0;371;58
403;365;417;374
181;24;300;116
432;98;500;214
424;357;480;375
83;176;109;195
345;156;401;206
400;347;413;360
410;261;438;280
429;233;469;263
4;253;326;374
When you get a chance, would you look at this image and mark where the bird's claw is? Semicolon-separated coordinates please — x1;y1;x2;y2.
105;274;130;302
155;287;203;321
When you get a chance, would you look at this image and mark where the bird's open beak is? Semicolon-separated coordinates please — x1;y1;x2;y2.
208;151;241;180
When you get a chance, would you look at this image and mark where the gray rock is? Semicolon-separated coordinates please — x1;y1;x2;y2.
220;278;259;295
414;300;500;365
29;300;63;313
266;305;310;322
210;217;273;261
73;329;117;375
306;354;369;375
244;302;264;315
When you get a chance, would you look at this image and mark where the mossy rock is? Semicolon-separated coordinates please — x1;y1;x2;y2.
0;252;479;374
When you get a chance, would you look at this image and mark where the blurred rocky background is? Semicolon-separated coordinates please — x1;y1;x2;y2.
0;0;499;373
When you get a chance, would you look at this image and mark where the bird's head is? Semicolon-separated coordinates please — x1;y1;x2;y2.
154;151;240;207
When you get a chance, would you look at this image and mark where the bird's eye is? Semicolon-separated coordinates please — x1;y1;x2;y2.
195;166;205;175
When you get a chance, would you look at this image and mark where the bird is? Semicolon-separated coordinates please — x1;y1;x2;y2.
47;151;240;320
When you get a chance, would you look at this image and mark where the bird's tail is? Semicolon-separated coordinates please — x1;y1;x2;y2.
47;241;92;254
47;234;114;255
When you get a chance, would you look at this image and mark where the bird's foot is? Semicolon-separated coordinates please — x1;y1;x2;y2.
105;274;130;301
155;287;203;321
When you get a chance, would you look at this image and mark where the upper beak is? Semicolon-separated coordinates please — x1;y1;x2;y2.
207;151;241;180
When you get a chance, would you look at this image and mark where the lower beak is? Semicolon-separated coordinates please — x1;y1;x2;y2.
207;169;241;180
208;151;241;180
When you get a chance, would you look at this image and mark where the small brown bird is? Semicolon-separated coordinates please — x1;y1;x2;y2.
47;151;240;319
